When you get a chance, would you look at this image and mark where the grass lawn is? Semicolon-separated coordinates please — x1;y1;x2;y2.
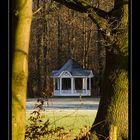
26;109;97;140
26;98;99;139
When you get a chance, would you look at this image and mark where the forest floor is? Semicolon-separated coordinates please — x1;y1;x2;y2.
26;97;100;139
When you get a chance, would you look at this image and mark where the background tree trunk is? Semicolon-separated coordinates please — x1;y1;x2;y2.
12;0;32;140
29;1;100;97
56;15;61;67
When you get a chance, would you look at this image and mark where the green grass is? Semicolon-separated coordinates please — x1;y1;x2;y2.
26;109;97;139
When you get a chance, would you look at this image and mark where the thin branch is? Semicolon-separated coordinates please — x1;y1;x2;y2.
33;6;43;15
33;1;54;16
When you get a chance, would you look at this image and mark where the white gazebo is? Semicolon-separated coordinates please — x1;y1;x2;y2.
52;58;94;96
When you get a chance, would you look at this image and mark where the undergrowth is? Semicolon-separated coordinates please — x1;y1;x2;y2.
25;98;94;140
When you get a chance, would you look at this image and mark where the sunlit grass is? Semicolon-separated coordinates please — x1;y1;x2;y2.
26;98;99;139
26;109;97;139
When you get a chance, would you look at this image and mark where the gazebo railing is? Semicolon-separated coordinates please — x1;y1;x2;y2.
54;89;90;96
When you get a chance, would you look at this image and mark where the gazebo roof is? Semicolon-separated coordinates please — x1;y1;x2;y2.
52;58;94;77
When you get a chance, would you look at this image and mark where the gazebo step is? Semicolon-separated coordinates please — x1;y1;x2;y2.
54;90;91;96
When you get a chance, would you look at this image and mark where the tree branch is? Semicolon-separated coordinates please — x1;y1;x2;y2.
53;0;88;13
53;0;109;32
53;0;108;19
53;0;115;46
93;7;108;19
108;0;128;16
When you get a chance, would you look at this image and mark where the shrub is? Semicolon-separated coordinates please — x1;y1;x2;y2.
25;98;73;140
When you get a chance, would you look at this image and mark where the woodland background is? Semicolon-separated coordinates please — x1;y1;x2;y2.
27;0;109;98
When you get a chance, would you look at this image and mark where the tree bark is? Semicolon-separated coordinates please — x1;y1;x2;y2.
90;47;128;140
12;0;32;140
89;3;128;140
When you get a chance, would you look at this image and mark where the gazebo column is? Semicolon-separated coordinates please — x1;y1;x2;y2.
53;78;55;91
85;78;87;94
82;78;87;94
56;78;59;90
89;78;91;90
71;77;74;94
73;78;75;93
60;78;62;95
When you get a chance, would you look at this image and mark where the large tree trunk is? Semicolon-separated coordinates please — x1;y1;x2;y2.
89;4;128;140
90;47;128;140
12;0;32;140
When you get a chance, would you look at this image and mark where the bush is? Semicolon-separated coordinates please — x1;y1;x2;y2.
25;98;73;140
